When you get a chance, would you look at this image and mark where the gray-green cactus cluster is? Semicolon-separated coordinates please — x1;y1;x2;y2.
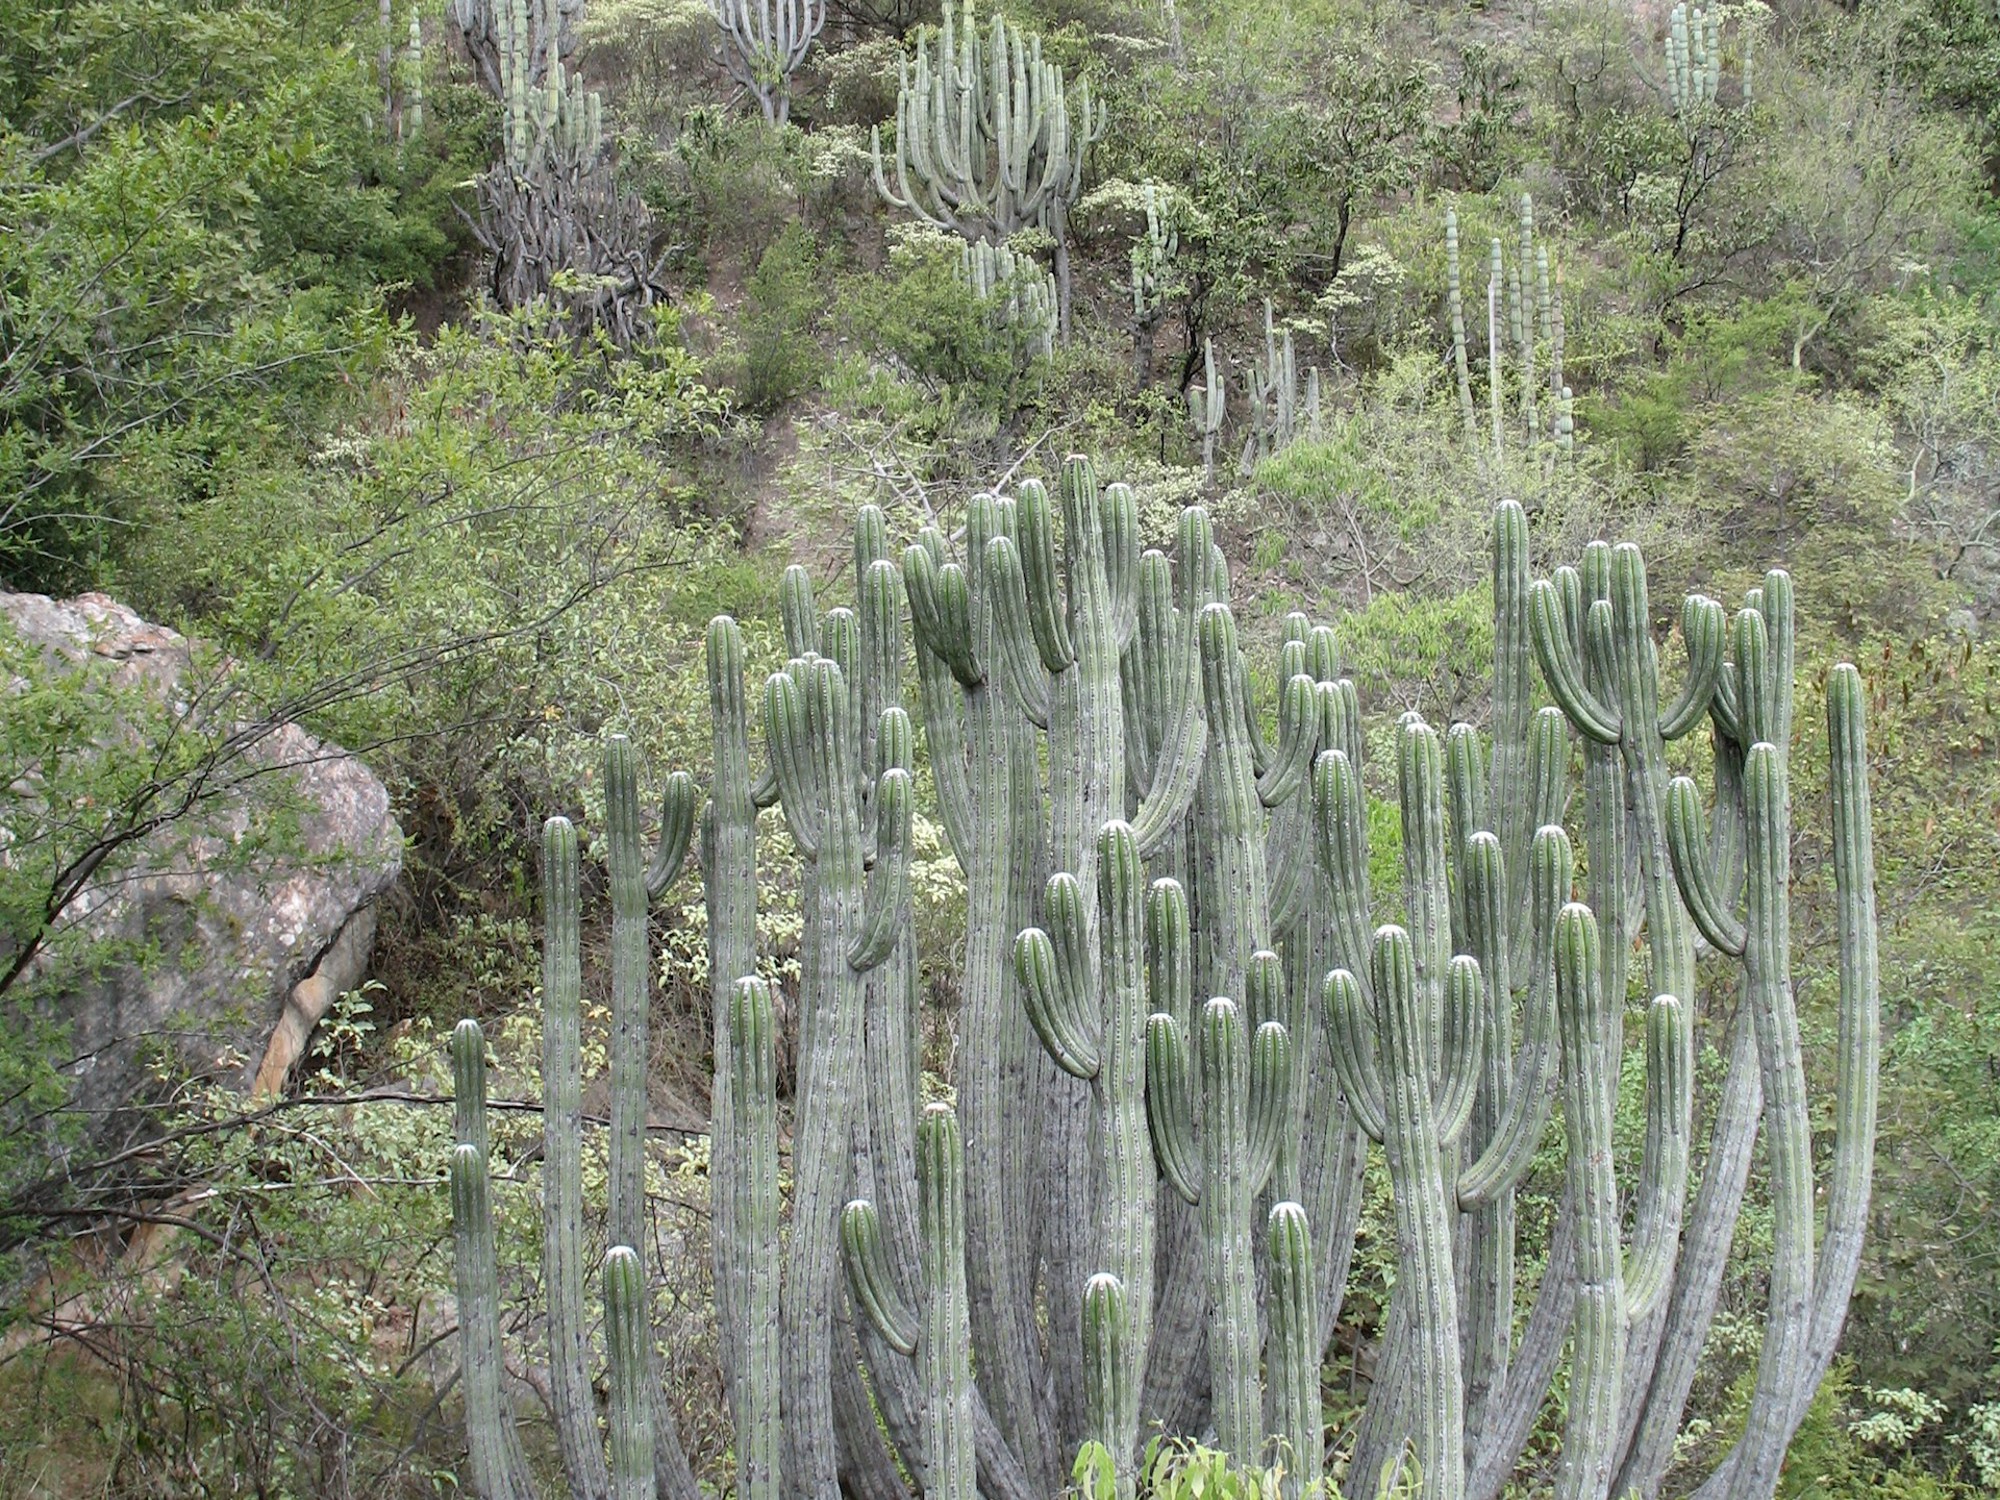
871;0;1103;334
1188;337;1225;483
1241;300;1321;471
710;0;824;125
1666;3;1722;111
1446;198;1571;463
450;470;1880;1500
960;240;1059;361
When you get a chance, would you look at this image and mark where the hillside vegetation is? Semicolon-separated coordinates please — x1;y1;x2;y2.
1;0;1998;1494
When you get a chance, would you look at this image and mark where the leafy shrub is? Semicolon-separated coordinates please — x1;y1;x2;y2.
734;223;828;415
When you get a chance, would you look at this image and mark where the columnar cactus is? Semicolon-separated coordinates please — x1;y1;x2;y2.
710;0;825;125
1446;210;1476;438
841;1103;978;1500
448;478;1879;1500
1131;183;1177;385
1243;301;1316;468
1448;201;1567;459
871;0;1104;328
960;240;1059;361
1016;823;1172;1490
1145;987;1293;1464
1188;338;1226;482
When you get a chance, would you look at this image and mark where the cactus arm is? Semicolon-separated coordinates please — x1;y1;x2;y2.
1267;1202;1323;1500
449;1142;542;1500
1130;508;1215;858
1665;777;1748;956
1195;602;1274;1001
1657;594;1726;741
842;1201;922;1356
1245;1012;1293;1194
1622;994;1692;1323
1121;551;1174;796
917;1105;978;1500
541;820;614;1500
1146;876;1193;1027
1100;482;1140;650
849;766;914;971
906;539;982;689
765;669;826;859
1398;717;1453;1067
1553;903;1628;1500
911;634;978;866
780;563;820;658
1313;745;1374;986
1432;954;1486;1149
1531;579;1622;744
451;1017;489;1165
1804;665;1879;1380
1144;1012;1200;1205
1489;502;1535;878
983;536;1055;728
643;770;700;902
1372;924;1466;1500
1199;996;1265;1462
604;1247;657;1500
727;978;782;1500
1323;968;1387;1143
1015;902;1102;1081
1082;1275;1137;1500
1256;672;1318;808
603;737;651;1263
1458;824;1571;1206
1013;478;1076;673
856;554;906;784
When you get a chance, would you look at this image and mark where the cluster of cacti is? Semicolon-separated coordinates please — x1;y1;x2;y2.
1130;184;1178;386
449;467;1880;1500
1446;198;1572;464
960;241;1060;361
446;754;705;1500
1187;338;1226;483
452;0;666;344
1667;3;1721;111
710;0;824;125
1238;300;1322;471
871;0;1104;333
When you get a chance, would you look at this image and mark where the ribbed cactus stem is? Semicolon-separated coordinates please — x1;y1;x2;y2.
1553;903;1626;1500
1487;239;1504;455
1082;1276;1136;1500
919;1104;976;1500
1370;924;1465;1500
542;819;612;1500
1446;209;1476;437
710;0;825;124
1266;1202;1321;1499
449;1140;540;1500
1190;339;1225;481
1145;995;1290;1465
730;978;782;1500
603;1246;656;1500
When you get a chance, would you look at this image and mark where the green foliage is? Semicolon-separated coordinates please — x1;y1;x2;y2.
734;223;829;414
0;0;482;590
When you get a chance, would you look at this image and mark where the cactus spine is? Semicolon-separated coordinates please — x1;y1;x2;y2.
710;0;824;124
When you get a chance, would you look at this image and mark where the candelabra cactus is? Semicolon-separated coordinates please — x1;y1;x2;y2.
960;240;1059;361
1448;198;1566;459
1665;3;1722;111
1130;184;1176;386
445;477;1879;1500
1243;300;1315;469
871;0;1103;330
1145;985;1293;1464
452;0;663;341
842;1103;977;1500
710;0;824;124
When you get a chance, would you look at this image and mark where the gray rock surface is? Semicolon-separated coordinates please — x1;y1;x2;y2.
1;591;402;1164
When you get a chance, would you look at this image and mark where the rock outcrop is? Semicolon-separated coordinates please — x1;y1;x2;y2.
1;591;402;1169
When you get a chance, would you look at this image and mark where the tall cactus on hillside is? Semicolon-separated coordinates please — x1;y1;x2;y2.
1188;339;1226;483
1145;986;1293;1464
871;0;1104;331
960;240;1059;361
449;477;1879;1500
711;0;824;124
1131;184;1177;386
1447;198;1567;461
842;1103;978;1500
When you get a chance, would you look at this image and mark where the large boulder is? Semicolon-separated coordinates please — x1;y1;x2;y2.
1;591;402;1169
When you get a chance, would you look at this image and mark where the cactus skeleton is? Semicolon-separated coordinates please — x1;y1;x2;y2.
449;473;1880;1500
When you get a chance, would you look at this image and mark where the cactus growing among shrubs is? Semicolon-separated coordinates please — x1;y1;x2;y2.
449;475;1881;1500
